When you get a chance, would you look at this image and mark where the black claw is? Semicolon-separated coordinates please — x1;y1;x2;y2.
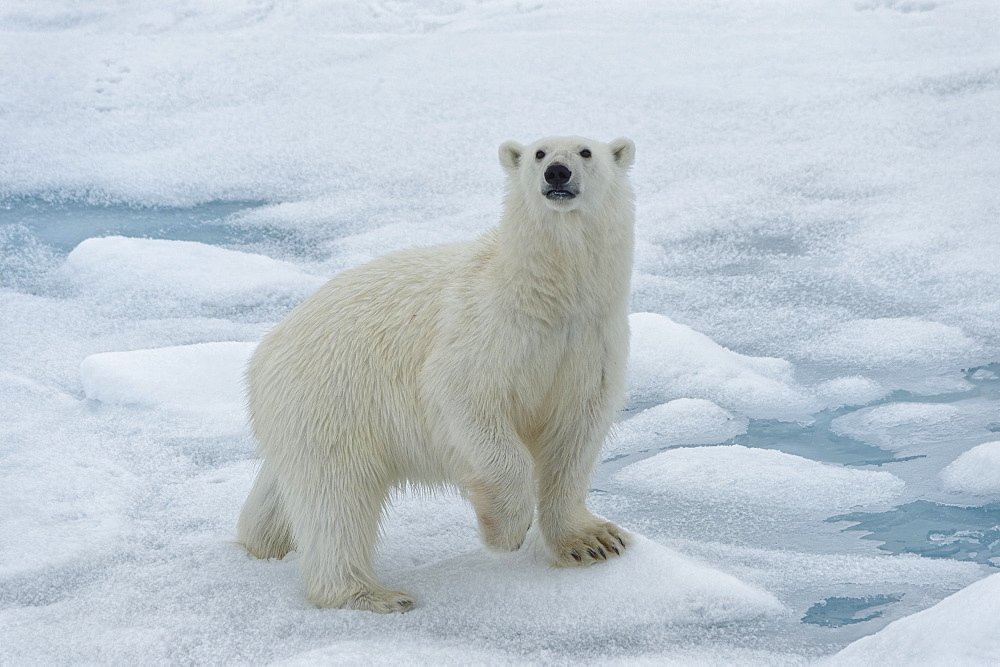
571;551;582;562
586;548;598;559
610;544;620;555
617;536;626;547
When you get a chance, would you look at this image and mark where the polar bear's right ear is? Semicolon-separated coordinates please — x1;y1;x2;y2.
609;138;636;170
499;141;524;172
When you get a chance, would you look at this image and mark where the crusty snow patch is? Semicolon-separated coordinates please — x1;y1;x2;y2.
628;312;812;420
614;445;904;516
62;236;325;314
400;529;784;641
830;402;961;452
826;572;1000;665
940;441;1000;496
605;398;747;459
81;342;255;417
801;317;980;368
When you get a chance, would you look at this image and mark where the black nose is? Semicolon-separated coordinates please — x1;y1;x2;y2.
544;163;572;186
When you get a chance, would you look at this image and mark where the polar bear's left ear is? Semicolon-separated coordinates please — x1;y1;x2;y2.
499;141;524;172
609;138;635;170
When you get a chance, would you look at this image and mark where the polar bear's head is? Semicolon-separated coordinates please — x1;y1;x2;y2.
498;136;635;213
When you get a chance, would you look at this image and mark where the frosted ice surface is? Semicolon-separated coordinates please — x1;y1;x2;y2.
81;342;254;422
400;530;783;639
831;402;963;452
813;376;889;410
940;442;1000;496
628;312;813;420
605;398;748;459
614;445;904;517
826;572;1000;665
62;236;325;316
798;317;981;369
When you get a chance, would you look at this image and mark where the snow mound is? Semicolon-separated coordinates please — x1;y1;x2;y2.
62;236;325;316
813;375;888;409
940;442;1000;496
402;530;783;642
628;312;812;420
614;445;904;516
605;398;747;459
826;572;1000;666
81;342;254;419
830;402;961;452
801;317;981;369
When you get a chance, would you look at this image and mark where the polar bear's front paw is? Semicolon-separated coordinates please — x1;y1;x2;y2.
551;520;629;567
479;510;533;552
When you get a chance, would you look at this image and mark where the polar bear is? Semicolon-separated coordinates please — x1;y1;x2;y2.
237;136;636;612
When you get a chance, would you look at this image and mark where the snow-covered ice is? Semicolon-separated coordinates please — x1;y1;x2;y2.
940;442;1000;497
826;572;1000;666
81;342;254;429
604;398;748;460
3;0;1000;662
613;445;905;518
628;312;813;420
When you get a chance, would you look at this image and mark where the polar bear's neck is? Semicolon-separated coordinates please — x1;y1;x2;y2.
490;187;634;324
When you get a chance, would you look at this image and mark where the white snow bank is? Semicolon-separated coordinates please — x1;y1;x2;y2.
826;572;1000;666
830;402;962;452
61;236;325;315
605;398;747;459
800;317;980;369
81;342;254;420
940;441;1000;496
614;446;904;516
401;530;783;641
628;312;812;420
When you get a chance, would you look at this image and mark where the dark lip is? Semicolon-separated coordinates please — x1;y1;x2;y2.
545;189;577;200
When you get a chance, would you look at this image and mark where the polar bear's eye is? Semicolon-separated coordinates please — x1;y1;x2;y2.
580;149;592;158
535;150;545;160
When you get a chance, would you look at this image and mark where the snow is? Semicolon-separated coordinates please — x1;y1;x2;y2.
831;402;965;453
2;0;1000;662
825;572;1000;666
61;236;325;317
613;446;905;518
796;317;982;369
81;342;254;423
605;398;747;460
402;531;784;639
940;442;1000;496
628;312;813;420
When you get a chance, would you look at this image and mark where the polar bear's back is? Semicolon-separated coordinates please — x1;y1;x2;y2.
246;239;482;468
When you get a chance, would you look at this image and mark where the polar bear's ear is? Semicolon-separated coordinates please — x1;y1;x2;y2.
499;141;524;172
609;138;635;169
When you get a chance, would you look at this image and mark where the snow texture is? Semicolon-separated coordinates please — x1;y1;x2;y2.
831;402;965;453
81;342;255;429
605;398;748;459
940;442;1000;496
2;0;1000;662
614;445;905;518
628;312;812;420
826;572;1000;666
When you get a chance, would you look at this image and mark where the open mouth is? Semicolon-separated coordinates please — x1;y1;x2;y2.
545;189;577;200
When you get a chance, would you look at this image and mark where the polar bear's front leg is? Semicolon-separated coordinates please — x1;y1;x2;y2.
453;418;536;553
533;392;630;567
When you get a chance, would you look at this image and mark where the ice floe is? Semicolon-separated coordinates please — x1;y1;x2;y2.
613;445;905;517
